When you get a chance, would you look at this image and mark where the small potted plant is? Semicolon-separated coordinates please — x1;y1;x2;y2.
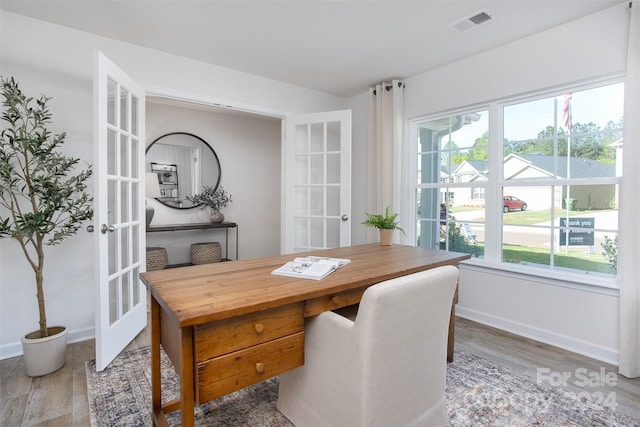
362;206;406;245
187;185;233;222
0;76;93;376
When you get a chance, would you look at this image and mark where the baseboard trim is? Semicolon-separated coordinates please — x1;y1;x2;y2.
0;326;95;360
456;306;619;366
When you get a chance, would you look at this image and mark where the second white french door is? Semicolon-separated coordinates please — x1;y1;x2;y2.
283;110;352;254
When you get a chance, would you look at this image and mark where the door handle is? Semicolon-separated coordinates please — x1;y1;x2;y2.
100;224;116;234
341;214;349;221
86;225;94;233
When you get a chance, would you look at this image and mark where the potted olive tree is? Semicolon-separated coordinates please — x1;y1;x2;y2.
0;76;93;376
362;206;406;245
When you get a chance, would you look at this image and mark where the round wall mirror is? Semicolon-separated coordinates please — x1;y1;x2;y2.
145;132;221;209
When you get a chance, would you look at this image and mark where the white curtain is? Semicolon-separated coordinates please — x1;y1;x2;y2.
366;80;406;243
619;0;640;379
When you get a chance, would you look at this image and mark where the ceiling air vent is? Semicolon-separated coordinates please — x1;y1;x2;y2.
447;10;493;33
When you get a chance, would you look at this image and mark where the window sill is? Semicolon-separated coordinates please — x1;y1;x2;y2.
459;258;620;296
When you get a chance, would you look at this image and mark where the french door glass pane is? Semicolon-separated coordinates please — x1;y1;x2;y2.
326;121;340;151
108;180;116;224
295;124;308;153
119;87;128;132
107;78;116;126
121;227;129;269
310;123;323;152
132;266;140;306
131;137;139;179
120;136;129;177
326;153;340;184
121;271;130;315
108;229;116;276
310;187;323;215
327;218;340;248
108;278;117;325
295;218;308;247
310;154;324;184
131;95;139;137
132;181;139;221
327;186;340;216
107;129;117;175
295;156;308;184
295;187;308;215
132;224;139;263
120;181;129;222
310;218;323;247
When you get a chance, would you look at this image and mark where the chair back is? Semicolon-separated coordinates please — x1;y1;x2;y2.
351;265;459;425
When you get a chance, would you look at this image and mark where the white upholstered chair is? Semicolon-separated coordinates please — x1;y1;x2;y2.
277;265;459;427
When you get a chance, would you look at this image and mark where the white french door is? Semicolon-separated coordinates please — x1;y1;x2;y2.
93;51;147;371
283;110;352;253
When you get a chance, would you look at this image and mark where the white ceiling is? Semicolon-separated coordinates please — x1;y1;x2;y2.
0;0;624;98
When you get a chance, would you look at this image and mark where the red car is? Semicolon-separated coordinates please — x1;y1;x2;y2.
503;196;527;213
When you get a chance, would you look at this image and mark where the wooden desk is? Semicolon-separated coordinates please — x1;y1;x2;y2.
141;244;470;426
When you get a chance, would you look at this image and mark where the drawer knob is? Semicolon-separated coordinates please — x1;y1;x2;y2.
256;362;265;373
254;323;264;333
331;296;341;305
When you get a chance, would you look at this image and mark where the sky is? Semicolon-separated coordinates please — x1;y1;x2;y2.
450;82;624;147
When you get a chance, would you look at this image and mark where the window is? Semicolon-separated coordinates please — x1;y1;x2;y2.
415;110;488;258
501;83;622;276
412;81;623;278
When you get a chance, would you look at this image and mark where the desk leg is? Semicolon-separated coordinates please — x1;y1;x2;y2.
150;298;165;426
447;283;459;363
180;327;195;427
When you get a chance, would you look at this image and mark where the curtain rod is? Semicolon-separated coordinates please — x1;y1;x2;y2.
373;81;405;95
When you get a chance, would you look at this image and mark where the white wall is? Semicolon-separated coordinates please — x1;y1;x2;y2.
0;11;347;358
403;3;629;364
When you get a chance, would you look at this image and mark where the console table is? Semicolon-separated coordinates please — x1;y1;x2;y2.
146;222;238;262
141;244;469;426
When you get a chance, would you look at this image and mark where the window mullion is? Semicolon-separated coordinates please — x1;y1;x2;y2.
484;102;502;263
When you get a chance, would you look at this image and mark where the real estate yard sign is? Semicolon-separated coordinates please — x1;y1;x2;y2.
560;217;595;246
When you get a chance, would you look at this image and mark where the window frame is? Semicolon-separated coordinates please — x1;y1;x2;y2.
409;77;623;289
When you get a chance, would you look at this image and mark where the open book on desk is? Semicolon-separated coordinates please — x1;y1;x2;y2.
271;256;351;280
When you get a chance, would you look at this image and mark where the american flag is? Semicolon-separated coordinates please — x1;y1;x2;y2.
563;93;573;134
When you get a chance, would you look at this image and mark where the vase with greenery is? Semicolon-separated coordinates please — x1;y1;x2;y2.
362;206;406;245
187;185;232;222
0;76;93;375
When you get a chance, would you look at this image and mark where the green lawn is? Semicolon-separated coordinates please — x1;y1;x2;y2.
449;241;615;275
502;209;557;225
502;245;615;274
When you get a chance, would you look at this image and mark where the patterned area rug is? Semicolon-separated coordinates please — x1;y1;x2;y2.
86;346;639;427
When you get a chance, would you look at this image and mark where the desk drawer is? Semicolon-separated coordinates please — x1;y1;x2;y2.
304;287;366;317
196;332;304;404
195;303;304;361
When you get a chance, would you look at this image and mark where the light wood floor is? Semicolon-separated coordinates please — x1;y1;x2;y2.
1;317;639;426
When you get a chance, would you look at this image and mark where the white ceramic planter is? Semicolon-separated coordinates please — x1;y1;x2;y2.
20;326;68;377
380;229;394;246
